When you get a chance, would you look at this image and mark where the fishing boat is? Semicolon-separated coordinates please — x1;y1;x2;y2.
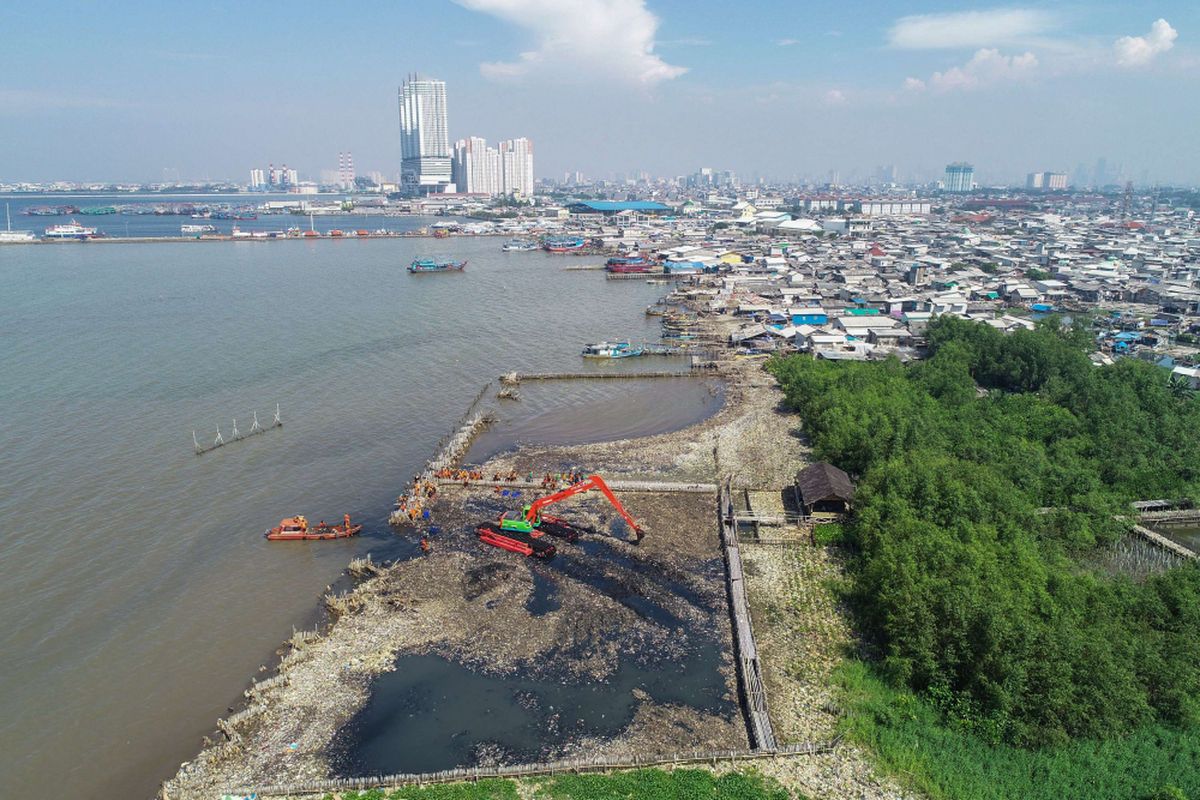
605;254;654;273
265;515;362;542
0;204;35;243
44;220;97;239
543;235;585;252
408;258;467;273
180;223;217;235
581;341;644;359
501;238;538;252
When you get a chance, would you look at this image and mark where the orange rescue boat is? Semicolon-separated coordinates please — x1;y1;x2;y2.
266;515;362;542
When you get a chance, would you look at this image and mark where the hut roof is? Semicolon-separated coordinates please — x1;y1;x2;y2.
795;462;855;506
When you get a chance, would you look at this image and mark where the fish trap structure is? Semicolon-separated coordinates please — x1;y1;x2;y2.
193;404;282;455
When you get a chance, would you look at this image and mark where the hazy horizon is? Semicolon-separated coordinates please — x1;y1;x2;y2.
1;1;1197;186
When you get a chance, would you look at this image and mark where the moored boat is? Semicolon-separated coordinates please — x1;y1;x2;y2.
408;257;467;273
605;254;654;273
44;220;97;239
543;235;585;252
266;515;362;541
180;223;217;235
501;238;539;252
582;341;644;359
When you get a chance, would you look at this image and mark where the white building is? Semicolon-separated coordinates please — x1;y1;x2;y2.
398;74;451;193
945;162;974;193
452;137;501;195
1027;171;1068;191
500;137;534;197
857;200;932;216
249;168;265;190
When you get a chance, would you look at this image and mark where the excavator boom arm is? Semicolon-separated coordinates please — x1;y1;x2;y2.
525;475;643;537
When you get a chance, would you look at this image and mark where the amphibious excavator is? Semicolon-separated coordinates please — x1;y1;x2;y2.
476;474;644;558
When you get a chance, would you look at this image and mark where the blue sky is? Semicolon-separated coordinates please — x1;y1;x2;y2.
0;1;1196;185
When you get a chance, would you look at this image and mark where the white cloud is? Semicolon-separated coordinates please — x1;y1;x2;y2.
457;0;686;85
824;89;847;105
910;48;1038;92
1114;19;1178;67
889;8;1056;49
777;38;800;47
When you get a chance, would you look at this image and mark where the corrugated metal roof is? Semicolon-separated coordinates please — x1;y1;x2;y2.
570;201;671;212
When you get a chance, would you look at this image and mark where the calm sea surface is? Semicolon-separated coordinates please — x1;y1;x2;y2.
0;225;719;798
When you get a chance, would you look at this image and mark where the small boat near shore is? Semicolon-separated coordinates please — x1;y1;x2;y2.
409;257;467;273
180;223;217;235
266;515;362;541
501;238;538;252
582;341;644;359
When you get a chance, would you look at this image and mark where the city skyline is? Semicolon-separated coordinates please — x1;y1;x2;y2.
0;1;1197;184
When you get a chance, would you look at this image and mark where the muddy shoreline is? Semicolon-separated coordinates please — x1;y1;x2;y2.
158;357;793;799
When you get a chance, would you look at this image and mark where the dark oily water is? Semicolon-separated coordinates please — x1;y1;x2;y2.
336;644;729;776
0;231;715;799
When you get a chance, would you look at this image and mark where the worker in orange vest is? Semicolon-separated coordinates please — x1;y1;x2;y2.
343;513;351;530
420;537;431;553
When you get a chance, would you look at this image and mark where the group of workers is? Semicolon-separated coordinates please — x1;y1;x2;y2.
434;467;487;485
540;471;586;489
396;478;438;524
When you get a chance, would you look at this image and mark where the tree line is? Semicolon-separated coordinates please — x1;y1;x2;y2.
769;316;1200;747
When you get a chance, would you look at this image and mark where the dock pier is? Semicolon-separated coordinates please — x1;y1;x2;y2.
719;477;778;751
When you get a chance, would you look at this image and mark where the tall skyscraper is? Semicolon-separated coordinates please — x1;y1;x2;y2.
249;168;265;190
944;162;974;192
1027;171;1068;191
398;74;451;193
500;137;534;197
452;137;501;195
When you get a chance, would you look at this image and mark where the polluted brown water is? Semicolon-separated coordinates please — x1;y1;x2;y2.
332;486;738;778
0;233;723;799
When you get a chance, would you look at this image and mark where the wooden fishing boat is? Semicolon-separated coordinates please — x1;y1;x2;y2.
265;516;362;541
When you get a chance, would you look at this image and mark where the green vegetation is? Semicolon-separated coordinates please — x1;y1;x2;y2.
324;768;792;800
536;767;792;799
838;661;1200;800
768;316;1200;791
332;781;519;800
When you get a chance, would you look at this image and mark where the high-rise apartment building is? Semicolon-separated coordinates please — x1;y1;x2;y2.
249;168;265;190
944;162;975;192
452;137;501;195
500;137;534;197
398;74;451;193
1027;171;1068;191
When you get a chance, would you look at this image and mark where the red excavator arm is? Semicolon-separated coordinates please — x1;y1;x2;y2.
527;475;645;541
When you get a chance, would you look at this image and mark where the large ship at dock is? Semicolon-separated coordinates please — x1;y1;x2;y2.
44;220;98;239
605;254;655;273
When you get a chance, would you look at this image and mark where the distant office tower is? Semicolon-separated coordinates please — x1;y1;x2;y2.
1026;171;1068;191
500;137;534;197
398;74;451;193
452;137;501;195
249;168;266;190
944;162;974;192
337;152;355;190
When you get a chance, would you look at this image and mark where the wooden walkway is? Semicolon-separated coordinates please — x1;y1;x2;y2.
228;741;836;797
436;478;717;494
500;369;714;383
718;478;778;751
1130;524;1198;561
